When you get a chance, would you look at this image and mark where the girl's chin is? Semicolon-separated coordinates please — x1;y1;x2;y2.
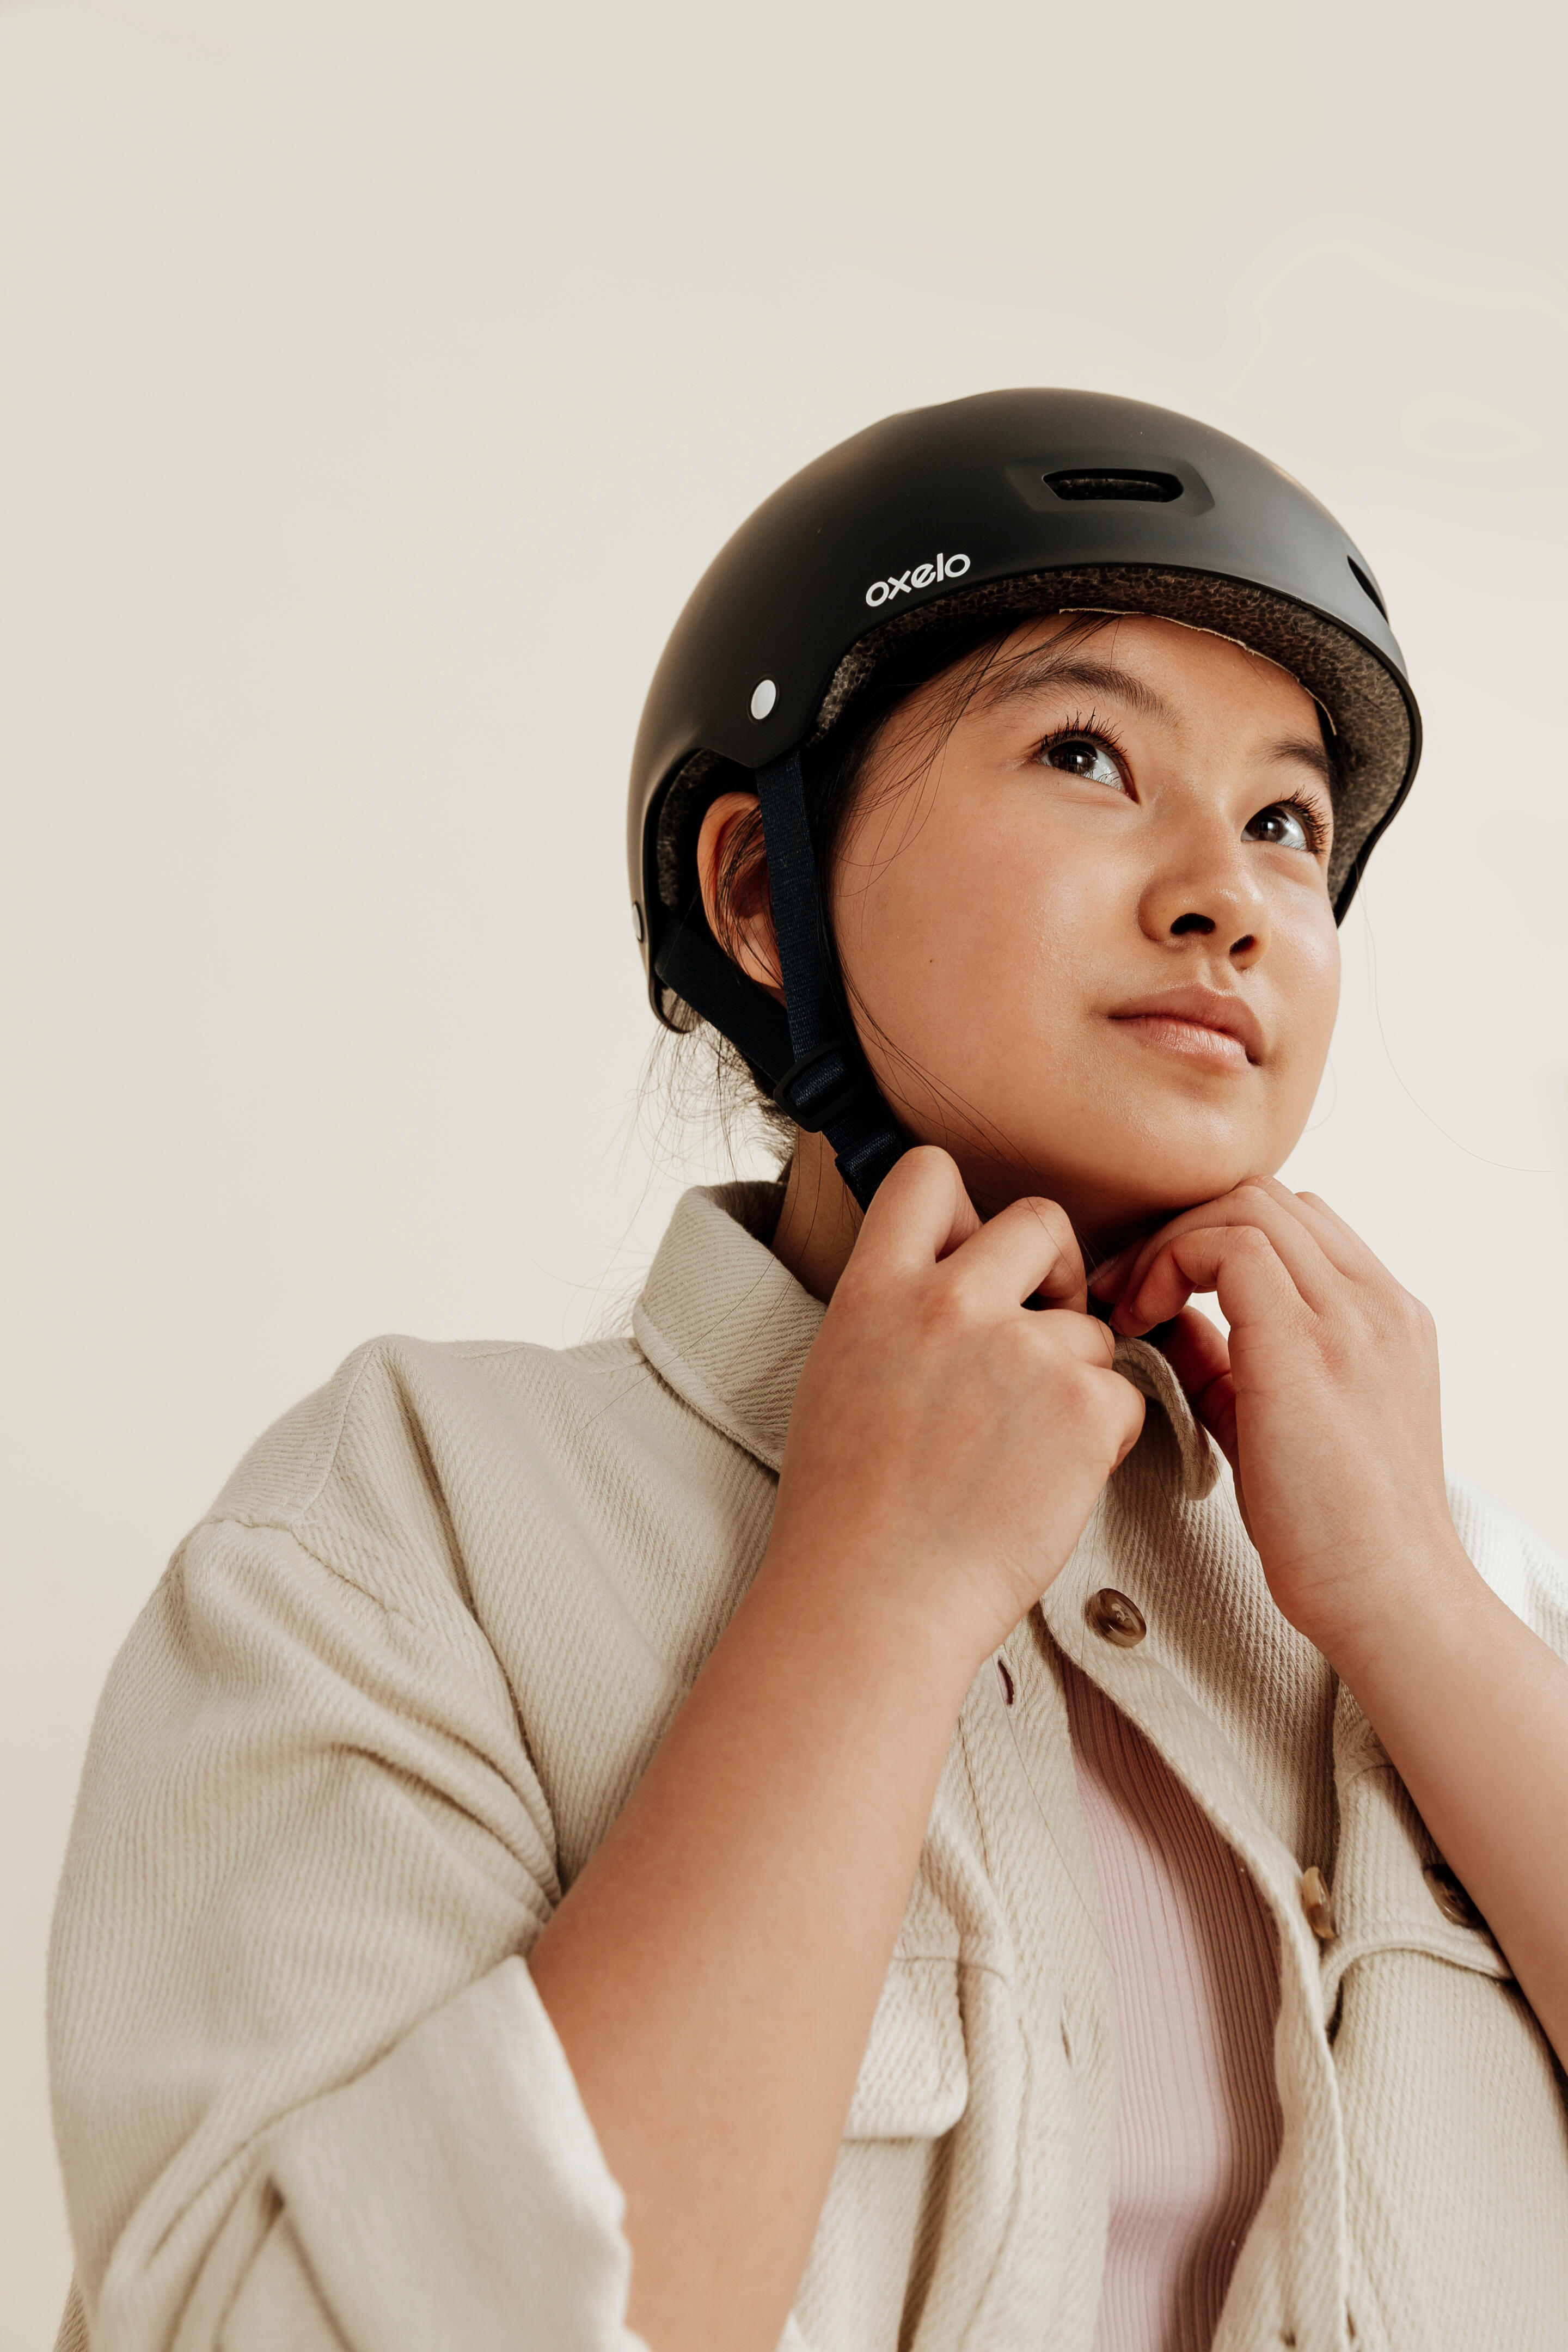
958;1140;1275;1235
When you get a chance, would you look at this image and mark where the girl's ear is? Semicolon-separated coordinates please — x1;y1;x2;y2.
696;792;786;1003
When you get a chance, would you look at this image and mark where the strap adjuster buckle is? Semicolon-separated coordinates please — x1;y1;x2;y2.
772;1040;863;1133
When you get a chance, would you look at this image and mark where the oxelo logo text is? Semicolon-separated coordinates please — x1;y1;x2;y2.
864;550;970;608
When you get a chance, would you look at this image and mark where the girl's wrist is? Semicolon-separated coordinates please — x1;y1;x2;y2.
1297;1525;1482;1684
752;1528;997;1718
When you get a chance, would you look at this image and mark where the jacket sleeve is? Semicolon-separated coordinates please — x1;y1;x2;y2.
48;1512;648;2352
1449;1474;1568;1661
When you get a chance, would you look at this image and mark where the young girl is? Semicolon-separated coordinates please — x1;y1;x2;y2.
50;391;1568;2352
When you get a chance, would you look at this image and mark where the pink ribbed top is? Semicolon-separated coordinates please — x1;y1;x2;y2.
1063;1658;1283;2352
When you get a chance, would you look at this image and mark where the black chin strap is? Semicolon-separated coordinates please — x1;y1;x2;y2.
652;748;907;1211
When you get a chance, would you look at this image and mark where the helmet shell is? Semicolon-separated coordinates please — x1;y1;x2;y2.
629;388;1420;1008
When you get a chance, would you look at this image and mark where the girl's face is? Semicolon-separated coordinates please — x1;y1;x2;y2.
826;612;1340;1251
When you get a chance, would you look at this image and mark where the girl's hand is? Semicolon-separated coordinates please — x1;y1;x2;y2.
1090;1177;1458;1652
770;1146;1147;1665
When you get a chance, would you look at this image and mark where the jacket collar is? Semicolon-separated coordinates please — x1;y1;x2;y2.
634;1183;1216;1503
633;1183;820;1472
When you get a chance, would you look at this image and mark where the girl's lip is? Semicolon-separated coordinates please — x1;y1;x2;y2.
1109;1013;1252;1069
1107;986;1265;1064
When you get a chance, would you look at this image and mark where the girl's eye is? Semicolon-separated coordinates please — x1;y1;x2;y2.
1042;733;1125;788
1244;800;1329;852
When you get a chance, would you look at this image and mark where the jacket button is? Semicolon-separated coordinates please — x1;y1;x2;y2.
1424;1863;1481;1929
1086;1588;1146;1647
1300;1865;1336;1941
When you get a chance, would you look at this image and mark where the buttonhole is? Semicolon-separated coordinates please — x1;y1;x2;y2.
997;1658;1015;1706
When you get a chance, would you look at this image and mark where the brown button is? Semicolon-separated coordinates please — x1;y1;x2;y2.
1086;1588;1146;1647
1300;1865;1336;1941
1424;1863;1481;1930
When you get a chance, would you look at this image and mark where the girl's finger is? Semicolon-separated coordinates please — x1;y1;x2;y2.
1035;1309;1119;1367
1159;1307;1240;1470
1160;1302;1230;1395
1100;1364;1149;1470
848;1146;979;1279
952;1193;1088;1313
1228;1176;1377;1281
1099;1182;1338;1325
1111;1220;1299;1339
1289;1187;1388;1280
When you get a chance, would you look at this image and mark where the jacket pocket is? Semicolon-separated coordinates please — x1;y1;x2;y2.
1324;1739;1516;2020
843;1956;969;2141
1328;1934;1568;2352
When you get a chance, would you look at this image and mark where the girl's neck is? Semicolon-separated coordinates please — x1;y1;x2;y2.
768;1131;862;1304
768;1131;1162;1301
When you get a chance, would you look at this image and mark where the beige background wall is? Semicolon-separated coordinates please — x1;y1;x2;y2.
4;1;1565;2339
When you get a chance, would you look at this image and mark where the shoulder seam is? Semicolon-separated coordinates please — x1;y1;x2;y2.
274;1338;388;1530
186;1510;414;1626
258;1336;544;1535
261;1332;540;1528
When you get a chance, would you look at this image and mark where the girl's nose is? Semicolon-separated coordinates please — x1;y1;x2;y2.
1137;834;1269;967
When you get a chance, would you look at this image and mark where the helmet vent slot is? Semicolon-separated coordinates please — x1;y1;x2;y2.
1045;468;1184;503
1347;556;1388;619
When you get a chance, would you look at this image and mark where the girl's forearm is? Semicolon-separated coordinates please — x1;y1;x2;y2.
528;1535;978;2352
1324;1540;1568;2069
530;1158;1139;2349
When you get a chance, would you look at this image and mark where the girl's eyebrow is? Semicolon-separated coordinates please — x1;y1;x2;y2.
982;654;1172;721
984;652;1336;791
1269;735;1336;788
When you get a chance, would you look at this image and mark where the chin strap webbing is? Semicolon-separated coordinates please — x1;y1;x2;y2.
652;748;907;1211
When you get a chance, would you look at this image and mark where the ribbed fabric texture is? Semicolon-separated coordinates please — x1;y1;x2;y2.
1065;1659;1282;2352
45;1185;1568;2352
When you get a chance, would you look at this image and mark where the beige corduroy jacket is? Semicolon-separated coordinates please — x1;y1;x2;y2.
50;1184;1568;2352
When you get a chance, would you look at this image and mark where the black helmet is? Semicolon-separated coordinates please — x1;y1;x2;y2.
629;388;1421;1209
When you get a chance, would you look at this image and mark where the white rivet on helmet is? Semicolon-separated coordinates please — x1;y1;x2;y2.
749;677;777;721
